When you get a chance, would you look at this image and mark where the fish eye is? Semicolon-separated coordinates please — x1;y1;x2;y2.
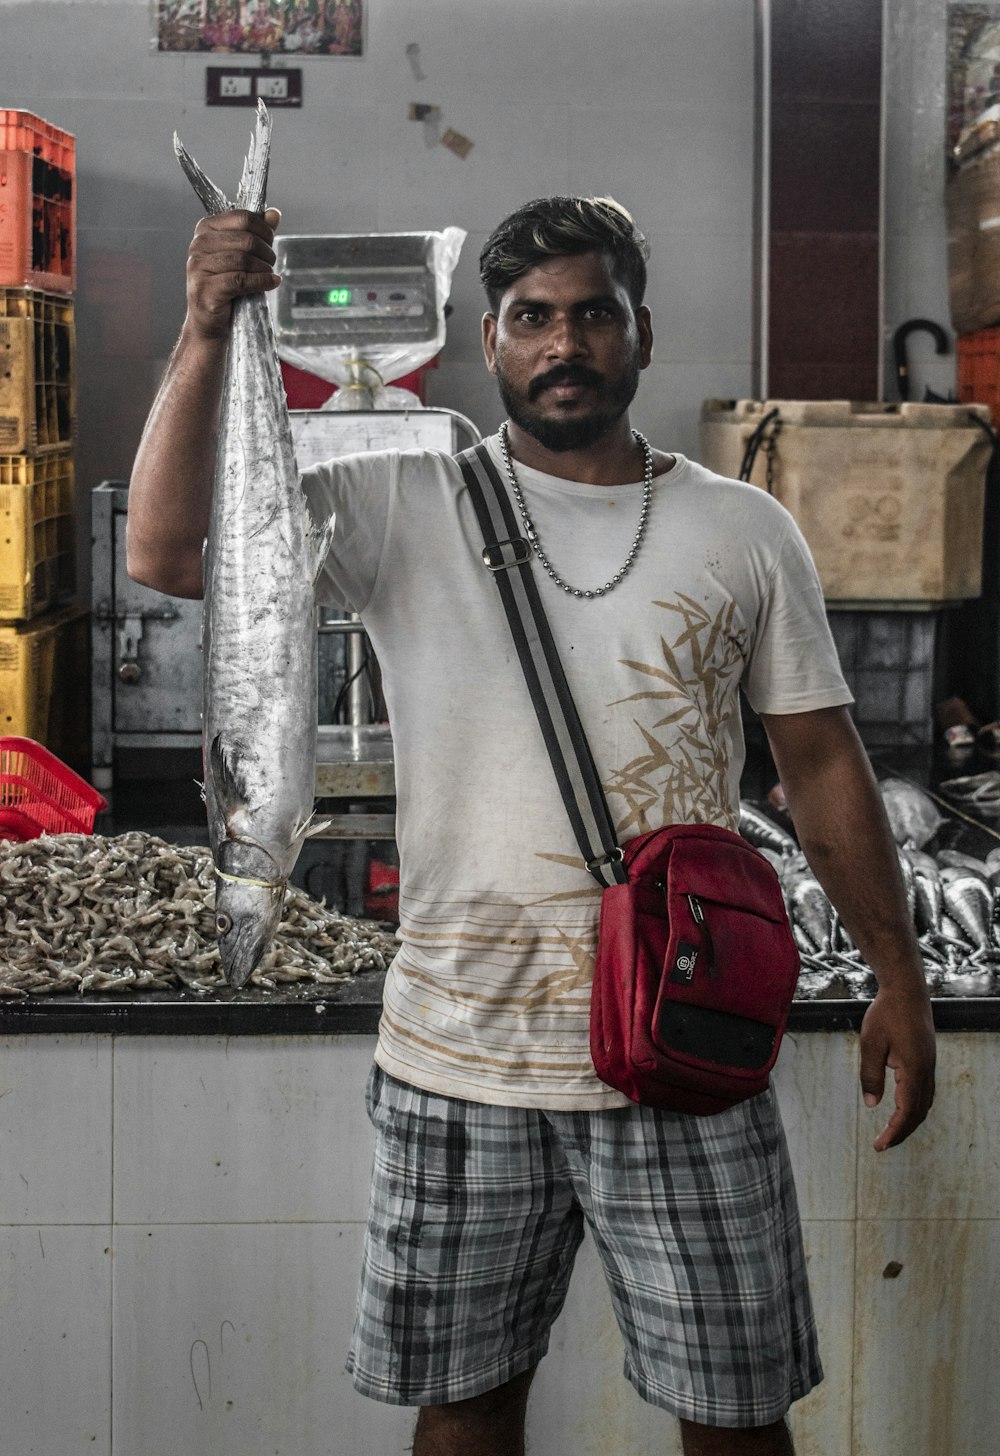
216;912;233;934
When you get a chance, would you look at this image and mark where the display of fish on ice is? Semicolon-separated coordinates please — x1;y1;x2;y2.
737;794;1000;996
174;102;334;986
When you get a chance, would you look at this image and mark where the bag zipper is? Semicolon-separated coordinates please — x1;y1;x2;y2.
687;893;718;978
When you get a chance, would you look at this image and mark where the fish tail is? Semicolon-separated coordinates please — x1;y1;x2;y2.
235;100;271;213
174;134;233;215
175;100;271;218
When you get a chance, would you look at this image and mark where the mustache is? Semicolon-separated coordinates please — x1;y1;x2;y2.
528;364;603;401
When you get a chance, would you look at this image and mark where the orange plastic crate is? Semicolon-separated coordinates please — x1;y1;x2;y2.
0;111;75;172
0;111;75;293
0;735;105;840
957;328;1000;421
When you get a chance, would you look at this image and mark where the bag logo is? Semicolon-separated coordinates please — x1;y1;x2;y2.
670;942;699;984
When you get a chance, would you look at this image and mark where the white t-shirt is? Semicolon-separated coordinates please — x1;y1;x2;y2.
303;436;853;1109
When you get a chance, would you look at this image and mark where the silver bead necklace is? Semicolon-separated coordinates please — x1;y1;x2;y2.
498;420;653;599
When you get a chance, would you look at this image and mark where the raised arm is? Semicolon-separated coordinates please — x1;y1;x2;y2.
126;207;281;598
760;704;936;1151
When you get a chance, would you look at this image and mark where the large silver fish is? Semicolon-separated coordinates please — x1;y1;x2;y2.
175;104;334;986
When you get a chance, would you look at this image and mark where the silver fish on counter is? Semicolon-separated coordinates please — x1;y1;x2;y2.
901;847;944;937
879;777;945;849
787;871;838;955
175;104;334;987
738;803;799;858
939;866;996;956
936;849;992;879
738;798;1000;998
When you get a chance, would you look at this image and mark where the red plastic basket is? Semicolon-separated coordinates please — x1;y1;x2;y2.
0;736;106;841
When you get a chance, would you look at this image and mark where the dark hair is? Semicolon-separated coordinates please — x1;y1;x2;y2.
479;195;649;313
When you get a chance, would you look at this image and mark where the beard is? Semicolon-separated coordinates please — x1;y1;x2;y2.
494;352;642;453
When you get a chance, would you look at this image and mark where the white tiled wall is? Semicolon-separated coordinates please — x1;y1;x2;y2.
111;1221;415;1456
1;1029;995;1455
0;1223;113;1454
112;1036;377;1224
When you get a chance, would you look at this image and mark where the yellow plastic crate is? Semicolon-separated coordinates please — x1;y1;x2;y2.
0;604;88;749
0;450;75;620
0;288;75;453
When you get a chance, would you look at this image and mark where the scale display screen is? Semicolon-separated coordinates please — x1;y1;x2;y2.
291;284;426;320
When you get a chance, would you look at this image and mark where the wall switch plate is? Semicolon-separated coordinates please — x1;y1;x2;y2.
206;67;303;108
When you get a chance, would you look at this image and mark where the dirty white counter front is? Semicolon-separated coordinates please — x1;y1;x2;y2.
0;997;995;1456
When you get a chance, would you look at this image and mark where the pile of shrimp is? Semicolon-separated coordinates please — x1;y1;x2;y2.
0;831;396;997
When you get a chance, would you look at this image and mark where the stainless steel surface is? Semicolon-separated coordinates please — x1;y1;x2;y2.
317;619;366;634
91;482;206;772
290;407;476;466
308;813;397;840
346;617;368;726
315;723;395;798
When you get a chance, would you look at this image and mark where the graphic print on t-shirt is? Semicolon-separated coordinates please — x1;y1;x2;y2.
531;592;749;904
605;593;747;835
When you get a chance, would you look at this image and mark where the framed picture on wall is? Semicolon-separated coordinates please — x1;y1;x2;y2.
153;0;364;57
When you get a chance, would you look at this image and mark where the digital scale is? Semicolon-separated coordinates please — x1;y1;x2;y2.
270;229;465;402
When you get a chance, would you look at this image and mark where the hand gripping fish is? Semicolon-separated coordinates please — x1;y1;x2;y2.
174;103;334;986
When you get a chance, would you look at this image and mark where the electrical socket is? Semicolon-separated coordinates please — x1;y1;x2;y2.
256;75;289;100
220;74;252;98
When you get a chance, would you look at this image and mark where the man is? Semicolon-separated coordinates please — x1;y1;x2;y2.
128;195;935;1456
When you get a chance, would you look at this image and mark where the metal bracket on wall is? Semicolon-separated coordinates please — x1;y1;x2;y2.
93;601;182;684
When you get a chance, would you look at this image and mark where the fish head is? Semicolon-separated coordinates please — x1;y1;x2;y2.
213;839;286;988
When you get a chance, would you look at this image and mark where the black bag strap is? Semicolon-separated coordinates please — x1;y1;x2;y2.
456;441;628;889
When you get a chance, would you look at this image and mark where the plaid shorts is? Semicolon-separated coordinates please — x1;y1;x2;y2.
346;1064;822;1427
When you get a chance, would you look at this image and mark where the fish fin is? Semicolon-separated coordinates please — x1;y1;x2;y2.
235;100;272;213
291;811;332;845
209;734;251;821
310;512;337;589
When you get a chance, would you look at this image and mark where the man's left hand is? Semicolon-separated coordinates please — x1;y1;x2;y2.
858;986;936;1151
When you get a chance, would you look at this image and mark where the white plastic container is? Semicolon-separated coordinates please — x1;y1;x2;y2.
699;399;993;604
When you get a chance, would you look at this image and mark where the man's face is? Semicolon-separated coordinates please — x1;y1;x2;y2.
482;250;653;452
